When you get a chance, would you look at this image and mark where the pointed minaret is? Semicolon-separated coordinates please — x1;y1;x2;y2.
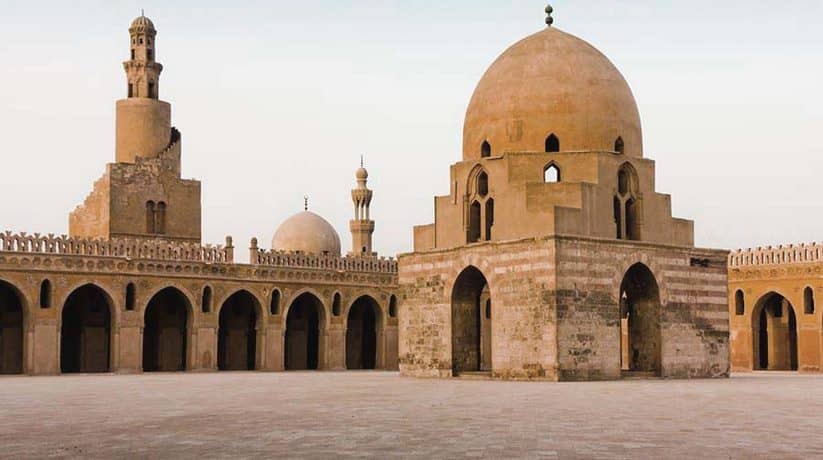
349;157;375;257
116;13;173;164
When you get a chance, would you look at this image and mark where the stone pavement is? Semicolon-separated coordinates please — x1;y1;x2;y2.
0;372;822;459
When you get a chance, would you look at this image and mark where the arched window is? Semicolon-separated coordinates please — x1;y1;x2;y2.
155;202;167;235
270;289;281;315
125;283;136;311
804;287;815;314
146;201;156;234
545;134;560;153
468;201;482;243
481;141;491;158
484;199;494;241
389;295;397;318
39;279;52;309
735;290;745;316
477;171;489;197
615;163;640;241
615;136;625;154
544;164;560;183
332;293;342;316
202;286;212;313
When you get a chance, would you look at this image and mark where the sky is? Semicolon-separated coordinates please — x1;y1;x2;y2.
0;0;822;260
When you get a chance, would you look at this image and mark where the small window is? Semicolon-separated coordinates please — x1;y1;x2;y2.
139;37;144;45
734;290;744;316
389;295;397;318
148;82;156;99
270;289;281;315
131;49;135;60
484;198;494;242
146;201;156;233
361;246;367;253
477;171;489;197
544;164;560;183
202;286;212;313
39;279;52;309
155;201;166;234
545;134;560;153
332;293;342;316
804;287;815;314
485;299;491;319
481;141;491;158
615;137;625;154
128;83;134;98
126;283;136;311
147;49;153;60
468;201;482;243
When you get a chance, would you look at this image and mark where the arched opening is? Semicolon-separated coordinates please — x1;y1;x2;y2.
477;171;489;197
155;201;166;235
146;201;156;234
270;289;281;315
619;263;661;376
484;199;494;241
451;266;492;375
545;134;560;153
468;201;482;243
615;136;625;154
218;291;259;371
0;281;24;374
60;284;112;374
735;290;745;316
202;286;212;313
346;296;382;370
544;164;560;183
285;293;325;370
332;293;342;316
143;287;190;372
388;295;397;318
615;163;641;241
753;293;798;371
39;280;51;309
804;287;815;315
481;140;491;158
125;283;136;311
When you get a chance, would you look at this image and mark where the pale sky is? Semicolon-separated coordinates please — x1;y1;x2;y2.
1;1;822;260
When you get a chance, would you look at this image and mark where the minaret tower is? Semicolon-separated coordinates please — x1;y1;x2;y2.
349;158;376;257
115;13;173;164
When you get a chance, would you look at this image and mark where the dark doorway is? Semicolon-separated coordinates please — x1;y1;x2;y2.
346;296;380;370
218;291;259;371
0;281;24;374
143;287;189;372
451;266;491;374
285;293;324;370
61;284;112;373
619;263;661;375
753;293;798;371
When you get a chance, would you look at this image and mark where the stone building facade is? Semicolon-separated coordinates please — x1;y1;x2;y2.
0;15;398;376
398;11;730;381
728;244;823;373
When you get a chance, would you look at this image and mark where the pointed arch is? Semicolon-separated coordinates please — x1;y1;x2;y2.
270;289;281;315
752;292;798;371
477;171;489;197
125;283;136;311
544;163;560;183
804;287;815;315
60;284;114;373
39;279;52;309
545;133;560;153
217;290;262;371
143;287;192;372
451;266;492;374
734;290;745;316
346;295;383;370
615;136;625;154
619;263;661;375
481;140;491;158
0;279;26;374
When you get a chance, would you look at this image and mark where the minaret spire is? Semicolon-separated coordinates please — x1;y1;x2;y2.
349;160;375;257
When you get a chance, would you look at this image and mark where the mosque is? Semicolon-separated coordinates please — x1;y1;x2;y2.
0;14;398;375
3;7;816;381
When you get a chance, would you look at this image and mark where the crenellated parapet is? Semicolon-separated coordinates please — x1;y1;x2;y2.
729;243;823;268
249;238;397;274
0;231;232;263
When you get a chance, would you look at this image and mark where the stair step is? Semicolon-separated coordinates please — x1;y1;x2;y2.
621;370;660;380
455;371;492;380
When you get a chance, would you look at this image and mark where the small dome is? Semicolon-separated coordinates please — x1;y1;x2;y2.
130;15;155;31
356;167;368;180
463;26;642;160
272;211;341;256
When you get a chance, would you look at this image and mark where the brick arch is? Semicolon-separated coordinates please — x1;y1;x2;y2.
142;285;195;372
214;288;266;326
342;290;387;326
141;282;196;326
446;256;498;300
282;288;329;329
613;256;668;306
56;280;120;326
0;277;31;321
58;282;117;374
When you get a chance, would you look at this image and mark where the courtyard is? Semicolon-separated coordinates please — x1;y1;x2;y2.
0;372;821;458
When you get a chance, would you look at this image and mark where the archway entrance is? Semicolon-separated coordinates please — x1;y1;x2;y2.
451;266;491;375
218;291;259;371
753;293;798;371
285;293;324;370
0;281;24;374
60;284;112;373
143;287;190;372
346;296;381;370
619;263;661;376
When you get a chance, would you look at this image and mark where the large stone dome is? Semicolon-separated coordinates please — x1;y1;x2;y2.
463;26;642;160
272;211;341;256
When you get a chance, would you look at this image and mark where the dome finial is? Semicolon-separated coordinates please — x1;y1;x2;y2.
304;195;309;211
545;4;554;27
